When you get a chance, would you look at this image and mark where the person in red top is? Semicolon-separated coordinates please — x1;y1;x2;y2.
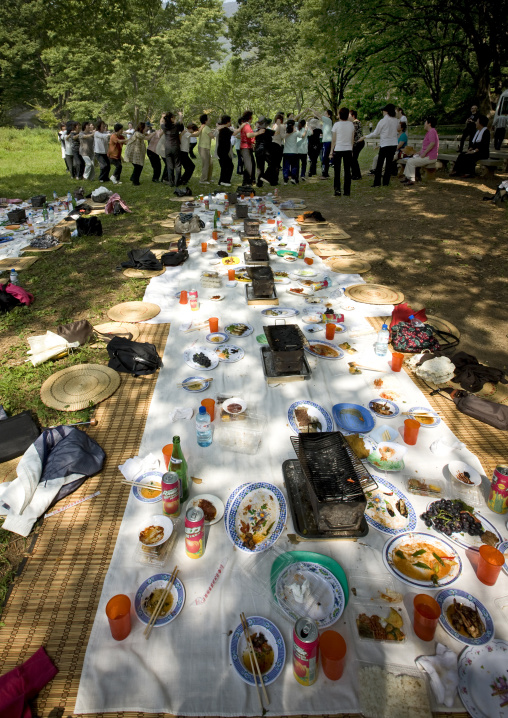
107;123;127;184
401;116;439;186
235;110;264;186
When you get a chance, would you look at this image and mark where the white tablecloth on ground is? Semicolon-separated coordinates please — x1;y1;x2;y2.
75;201;508;715
0;206;69;262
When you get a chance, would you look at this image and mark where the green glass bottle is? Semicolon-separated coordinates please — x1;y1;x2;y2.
169;435;189;502
213;209;218;229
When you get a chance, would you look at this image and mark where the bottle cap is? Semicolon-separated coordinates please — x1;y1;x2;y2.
382;323;388;329
199;406;206;414
409;314;415;320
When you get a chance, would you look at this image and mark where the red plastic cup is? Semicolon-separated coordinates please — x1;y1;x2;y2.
209;317;219;333
320;630;347;680
304;257;314;265
477;545;505;585
288;226;294;237
179;290;188;305
201;398;215;421
391;352;404;372
325;323;336;340
228;269;236;281
106;594;131;641
413;594;441;641
162;443;173;469
201;242;207;252
404;418;420;445
212;230;218;240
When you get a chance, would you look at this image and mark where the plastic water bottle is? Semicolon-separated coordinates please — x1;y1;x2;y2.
48;205;55;222
196;406;212;447
53;191;58;200
374;323;390;357
9;269;19;285
409;314;425;328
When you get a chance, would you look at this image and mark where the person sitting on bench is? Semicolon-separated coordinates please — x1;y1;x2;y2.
450;114;490;177
401;116;439;186
458;104;479;152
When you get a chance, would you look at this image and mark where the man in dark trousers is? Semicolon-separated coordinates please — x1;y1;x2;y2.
459;104;479;152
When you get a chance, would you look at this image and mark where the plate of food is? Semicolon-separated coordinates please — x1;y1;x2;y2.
180;376;211;393
138;514;173;547
273;561;345;628
224;322;254;338
448;461;482;487
277;249;298;258
134;573;185;627
221;256;240;265
185;494;224;525
368;399;400;418
223;397;247;414
206;332;228;345
302;312;322;324
364;477;416;535
372;376;404;402
436;589;494;646
234;270;251;283
304;340;344;360
408;406;441;428
458;640;508;718
383;531;462;589
353;602;407;644
288;400;333;434
421;499;502;551
293;268;317;277
343;433;378;459
303;324;324;334
225;482;287;553
274;276;291;284
132;471;163;503
498;540;508;576
209;293;225;301
306;296;327;305
230;615;286;687
367;442;407;473
287;286;313;296
332;403;375;433
183;346;219;371
271;551;349;606
261;307;299;317
215;345;244;363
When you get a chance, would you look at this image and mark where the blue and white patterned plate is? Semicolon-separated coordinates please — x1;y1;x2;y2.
365;476;416;536
368;398;400;419
287;400;333;434
261;307;299;317
274;561;345;627
132;471;163;503
425;501;503;552
333;403;375;433
408;406;441;428
497;540;508;575
183;346;219;371
215;344;245;363
437;589;494;646
206;332;228;345
134;573;185;626
225;482;287;554
181;376;211;393
230;615;286;686
304;340;345;360
224;483;251;525
383;531;462;589
224;323;254;338
458;640;508;718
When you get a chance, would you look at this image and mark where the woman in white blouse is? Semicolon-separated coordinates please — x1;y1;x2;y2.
361;103;399;187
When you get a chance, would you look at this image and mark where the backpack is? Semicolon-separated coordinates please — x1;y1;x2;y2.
174;187;192;197
107;336;162;377
120;249;163;271
76;216;103;236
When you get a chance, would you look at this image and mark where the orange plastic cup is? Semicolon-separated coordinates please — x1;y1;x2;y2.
477;545;505;585
201;398;215;422
304;257;314;265
268;218;275;225
201;242;207;252
106;594;131;641
391;352;404;372
325;323;336;340
404;418;420;445
320;630;347;680
228;268;236;281
413;594;441;641
209;317;219;333
288;226;294;237
212;230;218;240
179;290;188;305
162;443;173;469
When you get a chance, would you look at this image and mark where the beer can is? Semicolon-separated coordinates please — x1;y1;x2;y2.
293;617;319;685
297;242;306;259
161;471;180;518
488;466;508;514
185;506;205;559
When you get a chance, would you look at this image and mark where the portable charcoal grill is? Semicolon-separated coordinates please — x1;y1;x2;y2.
289;432;377;532
244;219;261;237
264;323;305;373
248;237;268;260
248;265;275;297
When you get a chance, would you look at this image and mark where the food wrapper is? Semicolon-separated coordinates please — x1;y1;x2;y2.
322;313;344;324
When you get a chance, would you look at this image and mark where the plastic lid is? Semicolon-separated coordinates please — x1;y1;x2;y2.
199;406;207;414
382;323;388;329
409;314;415;320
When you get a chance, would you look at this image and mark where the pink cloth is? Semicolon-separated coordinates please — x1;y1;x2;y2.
0;646;58;718
5;284;34;306
104;193;132;214
422;128;439;160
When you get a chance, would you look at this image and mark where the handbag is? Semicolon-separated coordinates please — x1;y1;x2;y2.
0;411;40;462
107;336;162;377
452;390;508;430
76;216;103;236
56;319;94;345
174;214;204;234
120;249;163;271
161;250;188;266
155;135;166;157
390;321;441;353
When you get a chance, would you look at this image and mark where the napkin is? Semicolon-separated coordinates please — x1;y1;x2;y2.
118;452;160;482
415;643;458;707
168;407;194;423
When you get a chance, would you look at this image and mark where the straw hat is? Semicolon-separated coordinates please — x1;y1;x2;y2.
123;268;166;278
40;364;121;411
345;284;404;305
107;301;160;323
94;322;140;342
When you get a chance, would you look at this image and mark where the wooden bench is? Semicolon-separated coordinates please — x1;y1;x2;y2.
396;158;437;180
479;159;502;177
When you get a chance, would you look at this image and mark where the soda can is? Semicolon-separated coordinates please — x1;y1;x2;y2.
293;617;319;685
224;200;230;212
185;506;204;559
488;466;508;514
297;243;306;259
161;471;180;518
277;219;283;231
204;199;209;210
227;237;233;253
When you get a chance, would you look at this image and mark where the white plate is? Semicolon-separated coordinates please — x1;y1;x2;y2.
183;346;219;371
261;307;299;317
367;441;407;473
448;461;482;487
287;286;313;296
274;276;290;284
138;514;174;547
274;561;345;627
180;376;211;393
424;499;503;551
209;293;224;301
306;296;328;305
364;476;416;535
458;640;508;718
225;482;287;554
215;345;244;362
224;322;254;338
304;340;345;360
383;531;462;589
408;406;441;428
302;313;322;324
206;332;228;345
303;324;324;334
368;398;400;418
223;397;247;414
436;589;494;646
293;268;317;277
230;616;286;686
287;400;333;433
185;494;225;525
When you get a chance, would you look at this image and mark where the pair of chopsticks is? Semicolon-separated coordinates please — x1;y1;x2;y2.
176;378;214;388
348;362;384;372
144;566;179;639
122;479;161;490
402;410;438;418
240;612;269;711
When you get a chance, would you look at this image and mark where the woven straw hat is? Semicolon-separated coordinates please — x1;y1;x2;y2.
122;268;166;278
107;301;160;323
94;322;140;341
40;364;121;411
345;284;404;305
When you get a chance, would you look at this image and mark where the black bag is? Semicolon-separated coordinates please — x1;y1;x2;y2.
174;187;192;197
0;283;22;314
66;204;92;221
121;249;163;271
452;390;508;431
56;319;94;345
0;411;40;462
77;216;103;236
161;250;188;266
107;336;162;377
113;200;125;215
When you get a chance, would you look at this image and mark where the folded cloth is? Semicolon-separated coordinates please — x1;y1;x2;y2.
5;284;34;306
451;351;507;393
105;193;132;214
169;407;193;422
0;646;58;718
118;452;161;482
415;643;458;708
389;301;427;330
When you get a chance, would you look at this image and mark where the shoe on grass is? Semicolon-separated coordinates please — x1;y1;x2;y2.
110;176;118;184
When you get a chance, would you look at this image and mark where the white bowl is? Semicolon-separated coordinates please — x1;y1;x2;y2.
138;514;174;547
448;461;482;487
223;397;247;415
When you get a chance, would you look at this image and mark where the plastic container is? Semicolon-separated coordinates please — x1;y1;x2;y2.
196;406;212;447
348;573;400;603
349;600;408;645
404;475;445;499
374;324;389;357
357;660;433;718
215;412;266;454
